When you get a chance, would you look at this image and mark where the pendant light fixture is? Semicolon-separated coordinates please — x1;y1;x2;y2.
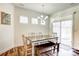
37;4;48;21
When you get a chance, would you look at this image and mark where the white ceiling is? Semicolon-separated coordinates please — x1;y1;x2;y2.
14;3;79;15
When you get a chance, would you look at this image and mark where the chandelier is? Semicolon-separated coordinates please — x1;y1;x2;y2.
37;4;48;22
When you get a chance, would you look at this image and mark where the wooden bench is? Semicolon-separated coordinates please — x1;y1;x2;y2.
34;41;60;56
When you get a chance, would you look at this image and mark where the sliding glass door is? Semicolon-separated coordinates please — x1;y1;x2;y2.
53;20;72;47
53;21;61;43
61;20;72;47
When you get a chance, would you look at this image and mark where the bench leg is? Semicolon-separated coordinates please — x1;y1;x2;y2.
53;46;55;53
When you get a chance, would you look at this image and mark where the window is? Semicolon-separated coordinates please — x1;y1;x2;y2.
31;18;38;24
40;19;46;25
20;16;28;24
1;12;11;25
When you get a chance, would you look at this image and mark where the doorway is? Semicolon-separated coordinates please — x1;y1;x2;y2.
53;20;72;47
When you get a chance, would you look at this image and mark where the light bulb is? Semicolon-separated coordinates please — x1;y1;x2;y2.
45;16;48;20
41;15;43;18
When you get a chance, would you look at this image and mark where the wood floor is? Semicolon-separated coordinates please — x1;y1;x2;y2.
0;44;32;56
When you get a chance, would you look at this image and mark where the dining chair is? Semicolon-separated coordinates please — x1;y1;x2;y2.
22;35;32;56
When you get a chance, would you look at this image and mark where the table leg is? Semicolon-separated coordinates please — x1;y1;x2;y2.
56;43;60;56
57;43;59;52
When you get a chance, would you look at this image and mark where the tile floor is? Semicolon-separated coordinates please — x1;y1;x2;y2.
40;44;79;56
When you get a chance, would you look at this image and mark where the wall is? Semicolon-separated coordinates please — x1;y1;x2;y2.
50;5;79;49
0;4;49;53
14;6;49;46
74;11;79;50
0;3;14;53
